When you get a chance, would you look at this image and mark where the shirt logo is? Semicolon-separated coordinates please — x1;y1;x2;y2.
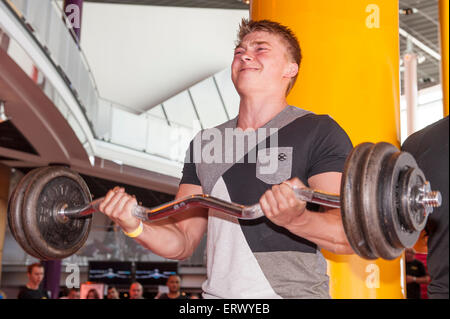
278;153;287;161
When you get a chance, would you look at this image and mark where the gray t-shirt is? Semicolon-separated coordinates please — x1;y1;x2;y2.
180;105;353;298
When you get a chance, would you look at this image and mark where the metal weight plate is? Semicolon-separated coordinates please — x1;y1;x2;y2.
359;143;404;260
340;142;378;260
398;167;428;233
380;152;421;250
21;166;93;260
7;167;53;260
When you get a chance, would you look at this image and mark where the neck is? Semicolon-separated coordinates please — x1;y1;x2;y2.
237;93;288;130
26;282;39;290
168;291;180;298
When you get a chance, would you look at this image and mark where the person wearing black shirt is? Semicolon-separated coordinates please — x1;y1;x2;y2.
17;263;49;299
157;275;188;299
405;248;430;299
402;116;449;299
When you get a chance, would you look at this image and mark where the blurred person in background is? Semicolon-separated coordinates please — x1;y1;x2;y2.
106;285;120;299
129;282;144;299
60;287;80;299
67;288;80;299
405;248;430;299
17;263;49;299
156;275;188;299
402;116;449;299
86;288;100;299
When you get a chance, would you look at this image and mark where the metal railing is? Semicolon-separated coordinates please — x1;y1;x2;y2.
8;0;99;128
2;0;205;163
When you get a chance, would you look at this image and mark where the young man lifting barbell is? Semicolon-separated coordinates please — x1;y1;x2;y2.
98;19;355;299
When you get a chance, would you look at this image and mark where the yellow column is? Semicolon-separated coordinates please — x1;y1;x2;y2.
252;0;404;298
0;164;10;284
439;0;449;117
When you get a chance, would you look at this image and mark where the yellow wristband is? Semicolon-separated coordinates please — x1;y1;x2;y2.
123;221;144;238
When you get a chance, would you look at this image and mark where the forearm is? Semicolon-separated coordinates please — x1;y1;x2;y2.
414;275;430;284
133;218;193;260
285;209;354;255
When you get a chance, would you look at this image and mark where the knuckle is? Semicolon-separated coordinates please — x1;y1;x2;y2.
110;209;118;219
126;198;137;208
104;206;113;216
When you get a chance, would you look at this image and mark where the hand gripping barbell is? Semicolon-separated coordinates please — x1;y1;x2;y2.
7;142;441;261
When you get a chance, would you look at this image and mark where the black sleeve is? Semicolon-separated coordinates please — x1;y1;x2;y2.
307;116;353;178
402;126;426;157
179;139;201;186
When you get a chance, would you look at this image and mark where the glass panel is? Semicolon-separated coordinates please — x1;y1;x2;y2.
79;63;90;109
214;68;240;119
27;0;48;43
87;85;99;125
95;99;112;140
189;78;228;129
146;105;166;121
58;37;70;76
110;108;147;151
416;100;443;131
400;85;443;143
9;0;26;12
146;116;172;158
163;91;198;128
66;39;81;93
171;125;195;162
46;8;63;64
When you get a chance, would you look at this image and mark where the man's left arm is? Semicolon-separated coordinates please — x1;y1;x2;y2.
412;261;431;284
259;171;354;255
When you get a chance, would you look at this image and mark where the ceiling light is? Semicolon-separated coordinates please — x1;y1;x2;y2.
419;77;435;84
417;54;426;64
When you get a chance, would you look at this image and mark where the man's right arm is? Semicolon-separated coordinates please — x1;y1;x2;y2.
99;183;208;260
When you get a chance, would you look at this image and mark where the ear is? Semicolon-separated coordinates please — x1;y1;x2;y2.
284;62;299;79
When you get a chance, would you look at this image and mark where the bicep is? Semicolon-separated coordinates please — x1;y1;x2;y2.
308;172;342;214
308;172;342;194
